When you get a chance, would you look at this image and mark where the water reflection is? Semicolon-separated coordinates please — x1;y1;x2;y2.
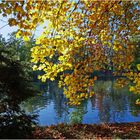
22;80;140;126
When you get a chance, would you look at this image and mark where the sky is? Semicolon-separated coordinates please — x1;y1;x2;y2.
0;15;18;38
0;15;46;39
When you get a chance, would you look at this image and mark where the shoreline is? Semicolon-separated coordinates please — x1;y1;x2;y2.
33;122;140;139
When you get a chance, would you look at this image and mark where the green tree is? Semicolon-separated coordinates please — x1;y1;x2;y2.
0;35;37;139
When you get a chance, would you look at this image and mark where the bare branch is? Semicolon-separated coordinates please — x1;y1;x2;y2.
0;19;7;23
0;24;8;30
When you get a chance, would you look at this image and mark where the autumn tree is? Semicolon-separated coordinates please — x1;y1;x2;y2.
0;0;139;105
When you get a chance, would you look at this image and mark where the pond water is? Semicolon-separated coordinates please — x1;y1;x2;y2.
22;80;140;126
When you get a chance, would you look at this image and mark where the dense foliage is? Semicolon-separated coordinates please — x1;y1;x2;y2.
0;35;37;138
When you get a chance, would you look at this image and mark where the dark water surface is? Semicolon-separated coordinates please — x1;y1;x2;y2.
22;80;140;126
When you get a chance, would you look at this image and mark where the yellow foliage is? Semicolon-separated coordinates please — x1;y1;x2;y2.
136;99;140;105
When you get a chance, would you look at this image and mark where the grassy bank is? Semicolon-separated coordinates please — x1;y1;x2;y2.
33;122;140;139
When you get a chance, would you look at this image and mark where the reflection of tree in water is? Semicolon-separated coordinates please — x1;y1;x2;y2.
22;80;69;120
129;94;140;117
91;80;140;123
49;81;89;122
21;95;49;113
48;81;69;119
91;81;112;123
70;100;88;124
21;81;50;113
70;107;85;124
22;79;140;124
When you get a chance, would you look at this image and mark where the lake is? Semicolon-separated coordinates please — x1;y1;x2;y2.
22;80;140;126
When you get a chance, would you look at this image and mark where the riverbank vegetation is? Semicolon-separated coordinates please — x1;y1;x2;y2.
0;35;37;138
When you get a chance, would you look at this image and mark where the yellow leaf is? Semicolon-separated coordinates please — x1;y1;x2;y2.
15;5;23;12
135;99;140;105
50;77;55;81
8;18;17;26
32;65;38;71
5;8;11;14
16;30;21;38
137;64;140;71
129;86;135;92
23;36;30;41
